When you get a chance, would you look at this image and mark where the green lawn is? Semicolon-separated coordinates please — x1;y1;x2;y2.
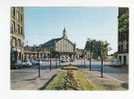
41;70;104;90
44;71;66;90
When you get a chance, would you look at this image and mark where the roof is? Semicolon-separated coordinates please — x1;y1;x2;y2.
41;38;61;48
41;37;75;49
24;45;40;51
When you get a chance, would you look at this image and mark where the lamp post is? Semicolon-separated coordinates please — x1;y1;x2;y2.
84;51;86;68
100;55;103;78
38;61;40;77
59;52;60;67
89;52;91;71
38;47;41;77
49;48;52;71
56;54;58;68
89;41;92;71
98;41;103;78
82;50;85;68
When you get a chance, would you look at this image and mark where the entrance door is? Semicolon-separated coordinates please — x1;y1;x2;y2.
119;56;121;63
123;56;126;65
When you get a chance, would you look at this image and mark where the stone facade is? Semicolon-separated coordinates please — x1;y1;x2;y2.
23;28;76;61
23;46;50;61
55;39;75;53
10;7;24;65
41;28;76;60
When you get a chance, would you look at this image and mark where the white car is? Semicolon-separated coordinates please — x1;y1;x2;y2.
22;60;32;67
66;57;70;62
112;59;120;65
60;57;66;62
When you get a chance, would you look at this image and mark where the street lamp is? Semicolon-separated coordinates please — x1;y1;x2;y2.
38;47;41;77
49;48;52;71
89;52;91;71
89;41;92;71
38;61;40;77
55;54;58;68
98;41;103;78
59;52;60;67
84;50;86;68
100;57;104;78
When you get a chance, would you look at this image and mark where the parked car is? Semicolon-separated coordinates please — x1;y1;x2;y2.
60;58;66;62
112;59;120;66
30;59;39;65
22;60;32;67
60;56;66;62
15;60;23;68
39;60;45;66
66;56;70;62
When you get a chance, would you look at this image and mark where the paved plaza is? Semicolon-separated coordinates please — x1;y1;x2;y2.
11;69;59;90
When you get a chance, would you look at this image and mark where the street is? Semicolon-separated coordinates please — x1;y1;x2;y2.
11;59;128;90
37;59;128;82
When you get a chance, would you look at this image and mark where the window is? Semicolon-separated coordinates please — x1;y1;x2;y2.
127;42;128;50
12;7;15;17
17;25;20;34
18;39;21;47
119;56;122;62
11;23;13;33
21;15;23;23
118;45;121;52
121;44;123;51
11;21;15;33
21;27;23;35
16;11;19;21
11;38;16;47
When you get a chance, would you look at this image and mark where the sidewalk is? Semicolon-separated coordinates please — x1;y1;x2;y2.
11;69;59;90
84;70;128;90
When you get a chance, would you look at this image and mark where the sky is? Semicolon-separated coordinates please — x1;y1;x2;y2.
24;7;118;54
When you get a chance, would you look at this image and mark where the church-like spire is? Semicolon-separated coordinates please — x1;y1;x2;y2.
63;27;68;39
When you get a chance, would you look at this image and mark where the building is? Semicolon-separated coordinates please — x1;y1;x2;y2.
40;28;76;60
23;45;50;61
10;7;24;66
118;7;129;65
23;28;76;61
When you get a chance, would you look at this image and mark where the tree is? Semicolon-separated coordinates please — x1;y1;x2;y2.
85;38;93;70
98;41;109;78
100;41;109;58
85;39;97;59
85;39;110;75
118;10;129;33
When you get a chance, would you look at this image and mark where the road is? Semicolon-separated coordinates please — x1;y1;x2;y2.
39;59;128;82
11;59;128;89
